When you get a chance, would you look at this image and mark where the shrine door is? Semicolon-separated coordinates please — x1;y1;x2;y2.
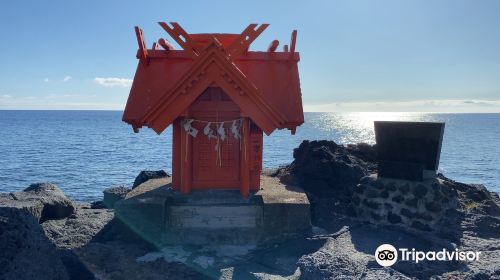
189;87;241;189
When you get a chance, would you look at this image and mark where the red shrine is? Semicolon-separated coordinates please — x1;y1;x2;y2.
122;22;304;197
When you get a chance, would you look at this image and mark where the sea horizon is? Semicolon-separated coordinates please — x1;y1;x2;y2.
2;109;500;114
1;110;499;201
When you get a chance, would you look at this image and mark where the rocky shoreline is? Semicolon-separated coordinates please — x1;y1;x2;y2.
1;140;499;279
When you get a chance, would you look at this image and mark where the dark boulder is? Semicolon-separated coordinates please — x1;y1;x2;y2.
288;140;374;199
40;203;115;279
0;207;69;280
346;142;377;166
42;203;114;250
24;182;66;194
90;200;106;209
58;250;95;280
439;174;500;216
132;170;170;189
2;183;75;223
103;186;130;208
0;193;45;221
23;183;75;222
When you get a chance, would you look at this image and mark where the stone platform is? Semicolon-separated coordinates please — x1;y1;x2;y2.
114;175;311;247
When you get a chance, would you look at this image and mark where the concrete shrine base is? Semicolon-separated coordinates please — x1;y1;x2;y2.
114;175;311;247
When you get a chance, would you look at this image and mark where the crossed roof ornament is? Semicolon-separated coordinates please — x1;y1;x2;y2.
132;22;292;135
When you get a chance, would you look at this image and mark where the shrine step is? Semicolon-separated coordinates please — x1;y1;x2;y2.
167;205;263;228
163;204;263;245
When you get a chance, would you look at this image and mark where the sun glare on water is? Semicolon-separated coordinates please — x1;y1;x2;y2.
309;112;431;144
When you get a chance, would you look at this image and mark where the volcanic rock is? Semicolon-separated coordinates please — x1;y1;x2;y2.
103;186;130;208
0;207;69;280
132;170;170;189
1;183;75;223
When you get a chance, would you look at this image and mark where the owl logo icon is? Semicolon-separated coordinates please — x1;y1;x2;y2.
375;244;398;266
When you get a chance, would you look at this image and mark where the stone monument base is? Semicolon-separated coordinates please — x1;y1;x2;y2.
352;174;458;231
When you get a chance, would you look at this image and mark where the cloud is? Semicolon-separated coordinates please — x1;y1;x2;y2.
63;76;72;82
461;100;499;107
0;94;124;110
304;99;500;113
44;78;49;82
94;77;132;88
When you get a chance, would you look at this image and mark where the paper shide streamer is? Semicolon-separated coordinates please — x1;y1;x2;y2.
231;119;242;140
217;122;226;141
181;119;198;137
203;122;217;140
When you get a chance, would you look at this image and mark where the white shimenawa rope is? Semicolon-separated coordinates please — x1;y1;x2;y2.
182;118;244;166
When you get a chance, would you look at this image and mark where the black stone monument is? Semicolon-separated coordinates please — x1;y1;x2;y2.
374;121;445;181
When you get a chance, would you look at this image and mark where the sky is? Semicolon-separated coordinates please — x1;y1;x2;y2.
0;0;499;112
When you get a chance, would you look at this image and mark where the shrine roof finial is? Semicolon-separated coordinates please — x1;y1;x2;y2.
124;22;304;135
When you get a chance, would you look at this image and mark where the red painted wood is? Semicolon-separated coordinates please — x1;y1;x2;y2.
189;88;241;189
249;124;263;190
123;23;303;135
123;22;303;196
180;123;192;194
134;26;148;60
172;118;181;190
191;132;240;188
239;118;250;197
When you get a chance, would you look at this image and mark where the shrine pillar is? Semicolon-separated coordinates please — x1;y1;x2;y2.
180;122;192;194
240;118;250;197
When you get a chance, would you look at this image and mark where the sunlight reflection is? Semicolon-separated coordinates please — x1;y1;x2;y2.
310;112;429;144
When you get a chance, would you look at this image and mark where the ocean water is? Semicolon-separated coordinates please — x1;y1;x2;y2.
0;111;498;201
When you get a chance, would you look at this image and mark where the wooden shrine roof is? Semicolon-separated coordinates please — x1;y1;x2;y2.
122;22;304;135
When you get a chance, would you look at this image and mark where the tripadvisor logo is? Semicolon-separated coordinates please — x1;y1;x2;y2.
375;244;398;267
375;244;481;267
